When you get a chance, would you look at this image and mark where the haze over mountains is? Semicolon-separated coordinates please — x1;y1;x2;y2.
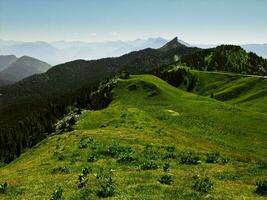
1;37;266;65
0;55;51;85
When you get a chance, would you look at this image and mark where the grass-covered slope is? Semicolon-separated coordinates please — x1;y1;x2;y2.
189;70;267;113
0;75;266;199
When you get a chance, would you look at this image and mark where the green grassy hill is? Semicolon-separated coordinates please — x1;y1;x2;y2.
188;70;267;113
0;75;266;199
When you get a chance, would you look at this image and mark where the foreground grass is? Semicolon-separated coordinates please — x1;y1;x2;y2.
0;75;266;199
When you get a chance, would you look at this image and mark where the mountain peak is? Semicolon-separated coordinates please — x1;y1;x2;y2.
159;37;187;51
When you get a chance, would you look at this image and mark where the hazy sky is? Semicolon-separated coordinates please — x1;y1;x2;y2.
0;0;267;44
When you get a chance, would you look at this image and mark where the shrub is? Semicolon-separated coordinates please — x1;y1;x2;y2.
82;167;92;176
192;176;213;193
143;144;158;160
256;179;267;195
102;142;132;158
163;163;170;172
221;156;230;164
158;175;173;185
96;168;115;198
57;154;64;161
0;182;7;194
206;152;220;163
77;174;88;189
128;84;138;91
180;152;201;165
139;160;158;170
117;152;136;164
164;146;176;159
78;138;88;149
118;70;130;79
50;187;63;200
87;153;98;162
77;167;90;189
51;166;70;174
166;146;175;152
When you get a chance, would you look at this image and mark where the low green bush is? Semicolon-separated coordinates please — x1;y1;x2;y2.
96;168;115;198
192;176;213;193
117;152;136;164
139;160;158;170
77;174;88;189
101;142;132;158
50;187;63;200
87;153;98;162
206;152;220;163
158;175;173;185
256;179;267;195
51;166;70;174
221;156;230;164
163;163;170;172
0;182;7;194
180;151;201;165
82;167;92;176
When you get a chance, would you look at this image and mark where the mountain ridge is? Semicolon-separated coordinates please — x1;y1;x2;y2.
0;55;51;82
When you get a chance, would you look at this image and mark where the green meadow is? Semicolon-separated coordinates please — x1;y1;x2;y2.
0;74;266;199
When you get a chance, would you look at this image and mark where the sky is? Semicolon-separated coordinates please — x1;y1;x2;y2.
0;0;267;44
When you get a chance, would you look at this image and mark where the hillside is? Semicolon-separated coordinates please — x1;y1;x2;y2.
0;75;266;199
186;70;267;113
0;37;199;99
0;38;201;163
0;80;13;87
0;55;17;71
182;45;267;76
0;56;51;82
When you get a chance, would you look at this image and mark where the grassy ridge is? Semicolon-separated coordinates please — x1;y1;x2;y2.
189;70;267;113
0;75;266;199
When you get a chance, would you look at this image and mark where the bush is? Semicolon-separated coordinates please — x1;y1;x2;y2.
51;166;70;174
158;175;173;185
128;84;138;91
79;137;94;149
192;176;213;193
221;156;230;164
87;153;98;162
77;168;90;189
180;152;201;165
102;142;132;158
139;160;158;170
163;163;170;172
117;152;136;164
206;152;220;163
143;144;158;160
50;187;63;200
256;179;267;195
118;70;130;79
0;182;7;194
96;168;115;198
77;174;88;189
82;167;92;176
166;146;175;152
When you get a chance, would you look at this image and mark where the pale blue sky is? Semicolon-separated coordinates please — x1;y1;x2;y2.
0;0;267;44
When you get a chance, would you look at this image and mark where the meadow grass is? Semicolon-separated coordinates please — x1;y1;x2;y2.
0;75;266;199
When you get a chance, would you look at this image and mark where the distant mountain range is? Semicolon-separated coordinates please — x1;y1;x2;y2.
0;38;171;65
0;55;51;85
1;38;266;65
